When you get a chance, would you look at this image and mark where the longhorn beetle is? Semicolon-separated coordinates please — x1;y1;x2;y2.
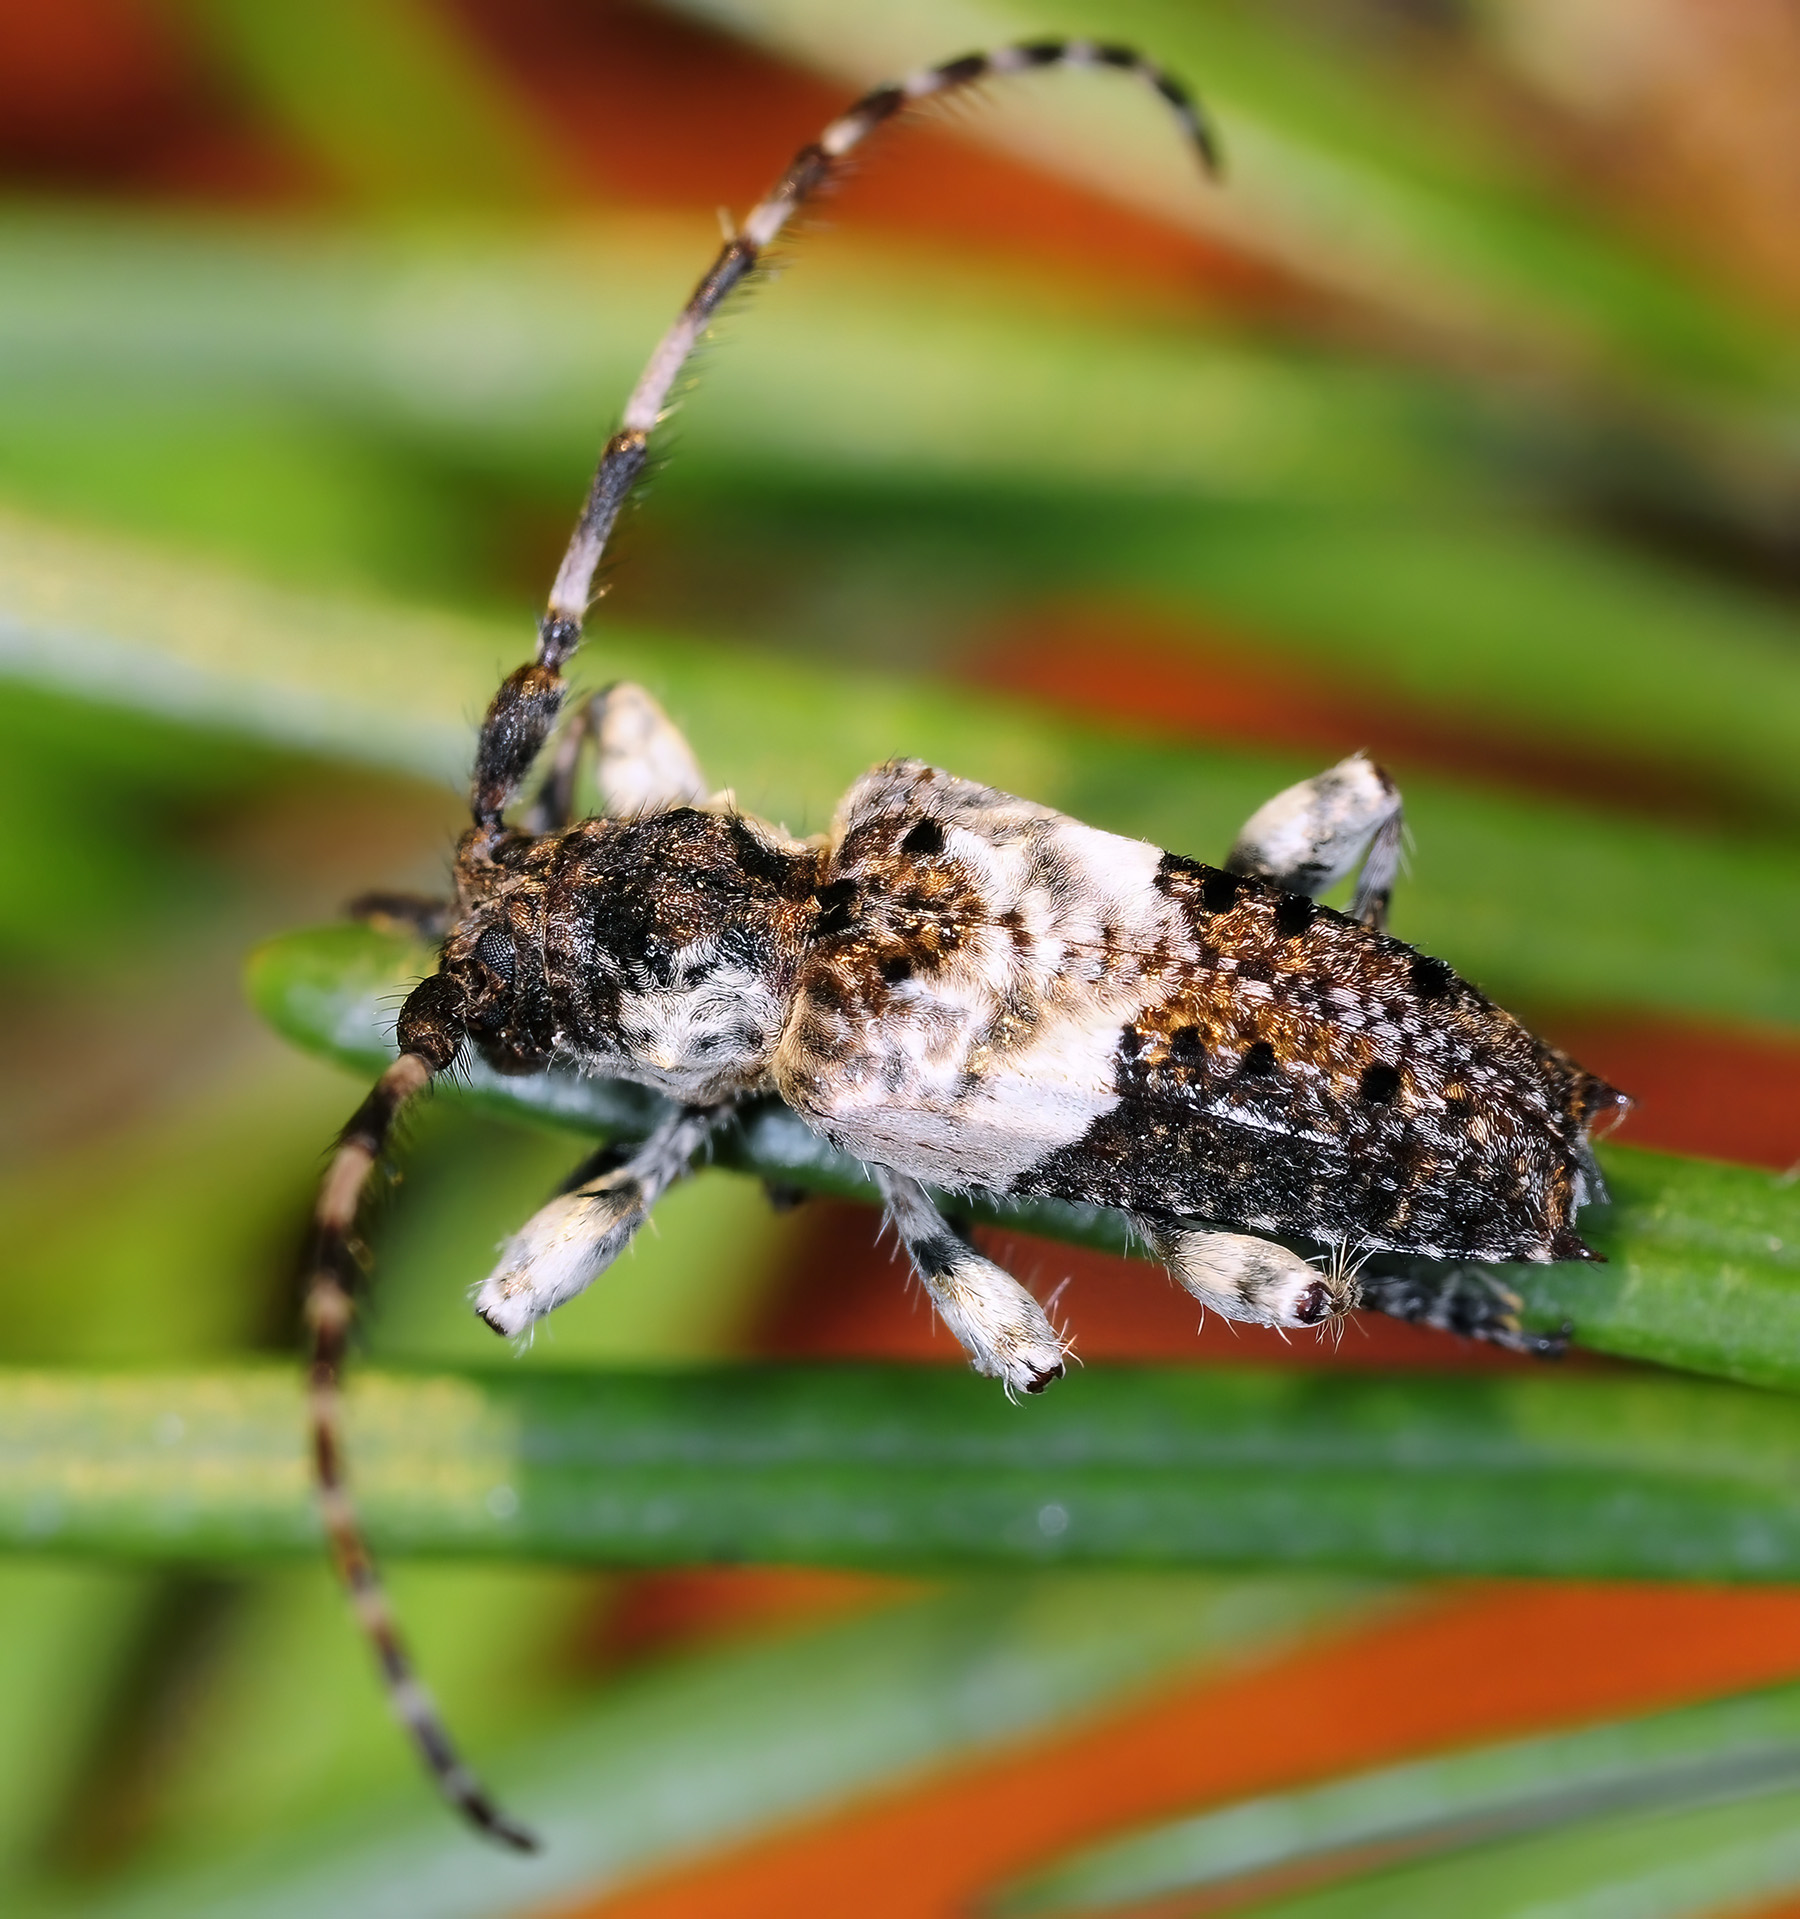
303;41;1627;1849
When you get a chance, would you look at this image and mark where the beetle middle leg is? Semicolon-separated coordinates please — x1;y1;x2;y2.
474;1101;733;1336
874;1168;1068;1394
1226;752;1404;930
1145;1221;1355;1331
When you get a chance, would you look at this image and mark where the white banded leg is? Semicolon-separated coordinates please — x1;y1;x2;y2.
526;681;710;833
1146;1222;1353;1331
1227;752;1404;931
475;1104;727;1336
593;682;709;817
875;1168;1068;1395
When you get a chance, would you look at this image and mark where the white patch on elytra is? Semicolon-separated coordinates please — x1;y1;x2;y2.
777;764;1198;1190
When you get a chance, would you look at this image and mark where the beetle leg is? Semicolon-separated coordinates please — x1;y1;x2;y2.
473;1102;730;1336
344;890;455;938
875;1168;1068;1395
1357;1261;1570;1357
524;681;710;833
1226;752;1404;931
1146;1222;1356;1332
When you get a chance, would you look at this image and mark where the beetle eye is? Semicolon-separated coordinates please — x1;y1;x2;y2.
474;927;516;984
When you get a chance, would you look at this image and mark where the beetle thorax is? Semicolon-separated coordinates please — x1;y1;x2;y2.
445;808;824;1104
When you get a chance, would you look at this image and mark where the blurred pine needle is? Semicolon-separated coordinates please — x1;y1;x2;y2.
2;3;1799;1913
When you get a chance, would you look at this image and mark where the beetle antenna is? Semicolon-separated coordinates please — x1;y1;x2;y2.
304;983;537;1851
470;43;1214;862
540;39;1218;649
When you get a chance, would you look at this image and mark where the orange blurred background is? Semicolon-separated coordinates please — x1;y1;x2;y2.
5;4;1800;1914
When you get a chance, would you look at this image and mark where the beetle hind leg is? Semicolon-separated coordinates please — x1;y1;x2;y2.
875;1169;1068;1395
1358;1261;1570;1357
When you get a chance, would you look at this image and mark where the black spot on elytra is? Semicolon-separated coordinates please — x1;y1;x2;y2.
1170;1025;1204;1062
1200;870;1244;913
992;907;1030;950
901;817;945;858
1449;1185;1489;1229
879;954;913;985
1240;1040;1277;1077
1360;1062;1403;1104
1154;851;1207;893
1273;894;1316;939
1410;954;1456;1002
813;877;858;938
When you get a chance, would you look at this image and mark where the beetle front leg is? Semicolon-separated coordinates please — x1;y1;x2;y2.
1226;752;1404;930
345;891;455;938
874;1168;1068;1395
524;681;710;833
474;1102;730;1335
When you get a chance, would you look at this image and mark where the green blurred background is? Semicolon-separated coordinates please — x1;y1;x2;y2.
2;3;1800;1915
